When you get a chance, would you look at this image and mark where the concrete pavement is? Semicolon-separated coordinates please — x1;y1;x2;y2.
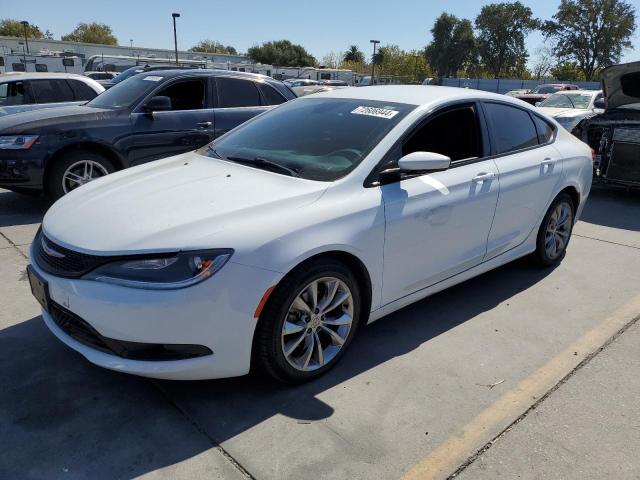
0;186;639;480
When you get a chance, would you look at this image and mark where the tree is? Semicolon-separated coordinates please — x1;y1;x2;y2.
61;22;117;45
321;51;343;69
0;19;43;38
530;45;555;79
374;45;431;82
550;62;586;81
426;13;476;78
344;45;364;63
543;0;636;81
475;2;540;78
189;39;237;55
247;40;316;67
43;29;54;40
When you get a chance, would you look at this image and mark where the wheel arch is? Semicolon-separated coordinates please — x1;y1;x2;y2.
558;185;580;214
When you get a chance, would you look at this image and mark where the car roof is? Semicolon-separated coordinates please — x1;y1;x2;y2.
137;68;278;83
307;85;537;107
0;72;92;82
548;89;601;95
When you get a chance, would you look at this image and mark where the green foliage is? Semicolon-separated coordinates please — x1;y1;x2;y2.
247;40;316;67
61;22;117;45
426;13;476;77
475;2;540;78
0;19;43;38
376;45;431;83
543;0;636;81
344;45;364;63
189;39;237;55
550;62;587;81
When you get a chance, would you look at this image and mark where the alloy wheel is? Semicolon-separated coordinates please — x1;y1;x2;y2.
544;201;573;260
281;277;354;372
62;160;109;194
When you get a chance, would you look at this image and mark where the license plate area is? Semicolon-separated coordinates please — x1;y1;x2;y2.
27;265;50;312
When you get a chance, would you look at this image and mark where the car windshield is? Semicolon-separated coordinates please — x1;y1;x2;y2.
110;66;145;85
532;85;562;94
201;98;414;181
86;74;164;109
540;93;593;109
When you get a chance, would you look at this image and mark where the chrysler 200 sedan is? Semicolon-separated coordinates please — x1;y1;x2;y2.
28;86;593;382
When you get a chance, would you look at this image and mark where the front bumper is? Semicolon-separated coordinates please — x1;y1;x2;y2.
0;146;47;188
31;254;283;380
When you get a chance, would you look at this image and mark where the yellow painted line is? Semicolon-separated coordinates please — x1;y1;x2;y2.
402;293;640;480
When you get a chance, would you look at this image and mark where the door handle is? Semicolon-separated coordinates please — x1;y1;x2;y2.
472;172;496;183
196;121;212;128
541;158;555;166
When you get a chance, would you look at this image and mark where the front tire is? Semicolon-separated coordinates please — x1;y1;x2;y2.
532;193;575;266
45;151;115;200
253;258;362;383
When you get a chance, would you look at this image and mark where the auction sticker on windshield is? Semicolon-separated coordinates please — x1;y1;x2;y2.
351;106;399;119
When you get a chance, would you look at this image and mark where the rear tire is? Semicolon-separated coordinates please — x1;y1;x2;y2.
531;193;575;267
253;258;362;383
45;151;115;200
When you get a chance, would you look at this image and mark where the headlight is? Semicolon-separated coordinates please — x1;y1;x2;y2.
83;250;233;289
0;135;39;150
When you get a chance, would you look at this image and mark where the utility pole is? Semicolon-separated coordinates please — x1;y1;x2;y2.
20;21;30;55
370;40;380;86
172;13;180;66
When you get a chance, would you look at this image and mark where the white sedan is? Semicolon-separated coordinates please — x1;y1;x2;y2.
537;90;605;132
28;86;593;382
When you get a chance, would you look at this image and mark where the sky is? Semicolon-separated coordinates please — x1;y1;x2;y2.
2;0;639;64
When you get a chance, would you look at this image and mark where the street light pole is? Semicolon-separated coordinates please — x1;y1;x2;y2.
171;13;180;66
370;40;380;86
20;21;30;55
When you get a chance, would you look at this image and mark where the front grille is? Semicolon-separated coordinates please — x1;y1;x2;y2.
49;302;213;361
34;231;108;278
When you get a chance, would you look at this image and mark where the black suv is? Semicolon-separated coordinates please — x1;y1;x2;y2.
0;69;295;198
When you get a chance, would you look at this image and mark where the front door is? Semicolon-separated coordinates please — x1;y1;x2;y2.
380;103;500;304
131;77;215;165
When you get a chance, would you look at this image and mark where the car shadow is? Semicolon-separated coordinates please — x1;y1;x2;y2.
0;256;557;478
580;186;640;232
0;189;49;228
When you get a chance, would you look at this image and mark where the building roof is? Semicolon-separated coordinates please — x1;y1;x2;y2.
0;72;95;82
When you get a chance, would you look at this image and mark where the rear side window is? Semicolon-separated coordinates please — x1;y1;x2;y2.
532;115;554;144
258;83;286;105
216;77;261;108
29;79;75;103
68;80;98;101
483;103;539;154
0;81;27;106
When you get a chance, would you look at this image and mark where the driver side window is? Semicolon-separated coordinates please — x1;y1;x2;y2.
155;79;205;111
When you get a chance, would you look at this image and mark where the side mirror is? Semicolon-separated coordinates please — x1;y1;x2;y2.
594;98;606;109
535;101;541;107
398;151;451;172
143;96;172;114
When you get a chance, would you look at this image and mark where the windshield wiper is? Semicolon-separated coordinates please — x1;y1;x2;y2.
225;156;300;177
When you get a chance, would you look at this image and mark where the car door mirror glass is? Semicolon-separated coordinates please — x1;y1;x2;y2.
397;151;451;172
143;96;172;114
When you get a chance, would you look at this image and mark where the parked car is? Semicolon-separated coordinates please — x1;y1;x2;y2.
0;69;295;198
537;90;604;132
515;84;579;105
28;86;592;382
84;71;118;81
575;61;640;188
504;89;529;97
0;73;103;117
100;64;199;89
319;80;350;86
292;84;348;97
284;79;318;88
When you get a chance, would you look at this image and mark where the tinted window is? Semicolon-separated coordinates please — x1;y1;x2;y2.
69;80;98;101
155;79;205;110
532;115;554;144
35;64;48;72
483;103;539;154
204;98;414;181
216;77;261;108
403;106;482;162
0;81;26;106
29;79;75;103
258;83;286;105
12;63;25;72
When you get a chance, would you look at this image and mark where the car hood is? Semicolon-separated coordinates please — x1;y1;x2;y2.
602;61;640;110
538;107;588;118
42;151;328;254
0;105;116;134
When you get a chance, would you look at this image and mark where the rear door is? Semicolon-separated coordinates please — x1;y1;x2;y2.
130;76;215;165
27;78;78;110
482;102;564;259
212;77;275;138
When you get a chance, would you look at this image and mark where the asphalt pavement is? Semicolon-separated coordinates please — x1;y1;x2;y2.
0;185;638;480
